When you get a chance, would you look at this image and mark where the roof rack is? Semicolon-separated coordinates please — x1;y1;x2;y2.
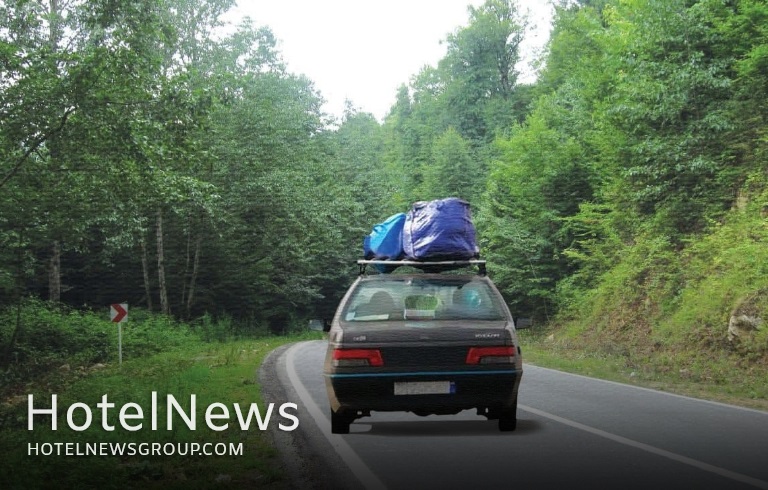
357;259;487;276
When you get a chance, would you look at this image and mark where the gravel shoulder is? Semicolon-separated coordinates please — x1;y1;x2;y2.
258;342;363;490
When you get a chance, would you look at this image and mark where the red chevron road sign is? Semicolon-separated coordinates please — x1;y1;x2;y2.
110;303;128;323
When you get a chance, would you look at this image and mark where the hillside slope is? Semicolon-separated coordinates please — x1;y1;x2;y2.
544;181;768;405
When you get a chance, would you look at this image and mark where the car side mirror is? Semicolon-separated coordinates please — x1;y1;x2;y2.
515;318;533;330
308;319;331;332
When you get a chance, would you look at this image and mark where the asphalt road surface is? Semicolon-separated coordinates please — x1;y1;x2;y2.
261;340;768;490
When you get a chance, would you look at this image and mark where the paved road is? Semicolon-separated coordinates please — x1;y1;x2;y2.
263;340;768;490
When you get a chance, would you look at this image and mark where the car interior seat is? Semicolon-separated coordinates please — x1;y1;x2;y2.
355;290;398;319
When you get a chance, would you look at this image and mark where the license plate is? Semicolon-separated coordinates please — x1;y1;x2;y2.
394;381;454;395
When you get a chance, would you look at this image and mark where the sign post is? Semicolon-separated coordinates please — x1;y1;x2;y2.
110;303;128;365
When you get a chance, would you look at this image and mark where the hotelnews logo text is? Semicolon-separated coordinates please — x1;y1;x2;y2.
27;393;300;432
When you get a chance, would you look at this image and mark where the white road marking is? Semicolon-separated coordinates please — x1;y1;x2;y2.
286;342;387;490
520;403;768;490
528;365;768;415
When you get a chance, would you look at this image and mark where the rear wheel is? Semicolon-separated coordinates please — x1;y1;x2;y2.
498;403;517;432
331;409;352;434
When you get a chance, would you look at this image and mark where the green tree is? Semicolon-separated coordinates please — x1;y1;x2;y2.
439;0;528;142
0;0;173;305
380;0;536;209
603;0;739;235
420;127;482;202
480;99;593;318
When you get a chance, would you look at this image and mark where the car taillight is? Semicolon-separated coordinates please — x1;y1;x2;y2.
333;348;384;367
466;346;515;365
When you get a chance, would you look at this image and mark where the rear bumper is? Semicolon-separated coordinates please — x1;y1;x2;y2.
326;369;522;413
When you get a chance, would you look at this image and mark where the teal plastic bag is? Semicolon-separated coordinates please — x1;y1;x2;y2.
364;213;406;260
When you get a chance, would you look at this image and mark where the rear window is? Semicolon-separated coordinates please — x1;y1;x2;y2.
342;277;506;322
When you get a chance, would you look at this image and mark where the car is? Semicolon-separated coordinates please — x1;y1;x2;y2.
314;259;527;434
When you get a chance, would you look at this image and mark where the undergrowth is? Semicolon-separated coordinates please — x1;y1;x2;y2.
532;183;768;410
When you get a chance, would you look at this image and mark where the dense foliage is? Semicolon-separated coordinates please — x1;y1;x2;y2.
2;0;767;369
0;0;367;343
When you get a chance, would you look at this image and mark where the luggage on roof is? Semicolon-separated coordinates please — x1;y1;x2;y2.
361;198;481;273
403;197;479;261
363;212;406;260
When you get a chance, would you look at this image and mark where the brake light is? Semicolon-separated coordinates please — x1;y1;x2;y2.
333;348;384;367
466;346;515;365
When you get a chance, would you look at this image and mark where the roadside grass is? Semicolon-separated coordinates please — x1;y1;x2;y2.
0;324;322;490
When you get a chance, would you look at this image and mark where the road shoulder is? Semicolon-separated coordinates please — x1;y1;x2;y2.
259;342;363;490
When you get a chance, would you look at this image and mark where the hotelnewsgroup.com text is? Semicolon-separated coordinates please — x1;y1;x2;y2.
28;441;244;457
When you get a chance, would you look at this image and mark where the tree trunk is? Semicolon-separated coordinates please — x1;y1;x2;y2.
181;227;190;311
156;208;170;315
140;234;153;311
186;233;202;318
45;2;62;306
48;240;61;303
49;0;61;48
1;230;25;369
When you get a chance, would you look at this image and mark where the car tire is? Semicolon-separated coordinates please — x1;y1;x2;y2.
498;405;517;432
331;409;352;434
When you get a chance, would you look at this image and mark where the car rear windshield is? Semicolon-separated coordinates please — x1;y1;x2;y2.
342;277;506;322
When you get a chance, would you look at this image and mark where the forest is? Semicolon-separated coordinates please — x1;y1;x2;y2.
2;0;767;373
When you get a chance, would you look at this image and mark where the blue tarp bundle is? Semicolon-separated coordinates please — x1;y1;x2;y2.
403;197;479;261
363;212;406;260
